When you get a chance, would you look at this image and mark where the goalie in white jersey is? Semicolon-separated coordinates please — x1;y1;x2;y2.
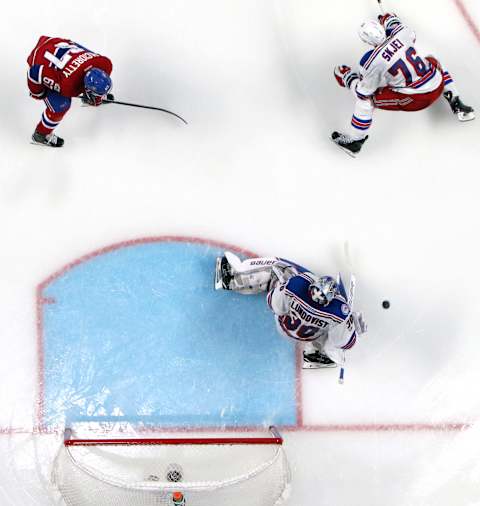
332;13;475;157
214;252;367;369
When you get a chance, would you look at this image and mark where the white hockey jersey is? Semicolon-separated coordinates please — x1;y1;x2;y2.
266;267;357;356
356;20;443;99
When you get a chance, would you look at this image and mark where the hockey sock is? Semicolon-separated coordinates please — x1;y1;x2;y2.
350;115;372;139
36;109;64;136
348;96;374;139
442;70;460;97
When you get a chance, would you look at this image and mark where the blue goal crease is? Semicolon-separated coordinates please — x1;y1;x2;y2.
40;241;298;430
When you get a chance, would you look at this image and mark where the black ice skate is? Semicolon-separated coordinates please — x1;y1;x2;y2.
214;256;233;290
31;130;65;148
302;351;337;370
331;132;368;158
443;91;475;122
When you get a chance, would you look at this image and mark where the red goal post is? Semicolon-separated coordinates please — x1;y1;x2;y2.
52;426;291;506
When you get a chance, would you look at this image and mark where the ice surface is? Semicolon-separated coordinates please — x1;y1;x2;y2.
38;241;297;430
1;0;480;504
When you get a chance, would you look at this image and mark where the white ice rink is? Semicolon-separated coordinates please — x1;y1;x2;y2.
1;0;480;504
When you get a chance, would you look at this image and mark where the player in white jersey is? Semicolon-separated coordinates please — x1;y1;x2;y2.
214;252;367;369
332;13;475;157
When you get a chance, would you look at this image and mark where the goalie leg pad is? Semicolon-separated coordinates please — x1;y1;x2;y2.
215;252;277;294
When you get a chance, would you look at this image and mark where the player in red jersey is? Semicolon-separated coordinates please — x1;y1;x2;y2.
27;36;113;147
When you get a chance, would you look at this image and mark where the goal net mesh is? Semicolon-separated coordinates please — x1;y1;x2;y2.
52;431;291;506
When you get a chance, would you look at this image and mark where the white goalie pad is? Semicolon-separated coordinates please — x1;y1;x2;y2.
219;253;280;295
226;254;302;295
215;252;302;295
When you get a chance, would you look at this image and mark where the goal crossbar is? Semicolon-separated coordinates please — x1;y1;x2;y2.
64;426;283;446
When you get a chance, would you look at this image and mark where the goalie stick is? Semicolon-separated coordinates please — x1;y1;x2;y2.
338;241;356;385
338;274;356;385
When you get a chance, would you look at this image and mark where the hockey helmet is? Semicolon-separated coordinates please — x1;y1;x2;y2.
359;20;387;46
84;68;112;97
309;276;337;306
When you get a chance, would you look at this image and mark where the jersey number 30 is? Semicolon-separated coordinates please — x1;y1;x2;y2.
388;47;429;85
280;315;319;340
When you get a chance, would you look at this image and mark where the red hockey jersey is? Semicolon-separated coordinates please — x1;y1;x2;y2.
27;36;112;98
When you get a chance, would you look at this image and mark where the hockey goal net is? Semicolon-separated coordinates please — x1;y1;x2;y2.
52;427;290;506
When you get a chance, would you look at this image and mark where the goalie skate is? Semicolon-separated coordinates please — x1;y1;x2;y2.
302;351;337;369
214;256;233;290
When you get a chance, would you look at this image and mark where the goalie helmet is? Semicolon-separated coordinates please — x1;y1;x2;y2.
309;276;338;306
359;20;386;46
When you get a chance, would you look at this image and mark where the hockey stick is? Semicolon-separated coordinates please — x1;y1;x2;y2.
377;0;385;15
343;241;354;273
338;274;356;385
79;96;188;124
103;99;188;125
338;241;356;385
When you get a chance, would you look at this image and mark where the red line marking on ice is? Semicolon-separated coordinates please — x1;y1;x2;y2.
0;422;473;435
122;422;476;433
295;345;304;427
454;0;480;44
36;287;46;433
40;297;56;304
295;423;472;432
0;428;37;435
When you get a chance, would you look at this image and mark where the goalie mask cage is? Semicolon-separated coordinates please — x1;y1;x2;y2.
52;426;291;506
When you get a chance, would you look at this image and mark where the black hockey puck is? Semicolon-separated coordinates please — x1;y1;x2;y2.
382;300;390;309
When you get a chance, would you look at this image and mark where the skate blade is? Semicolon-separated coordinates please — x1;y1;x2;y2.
458;111;476;122
214;257;223;290
302;361;338;370
330;138;358;158
30;140;63;148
